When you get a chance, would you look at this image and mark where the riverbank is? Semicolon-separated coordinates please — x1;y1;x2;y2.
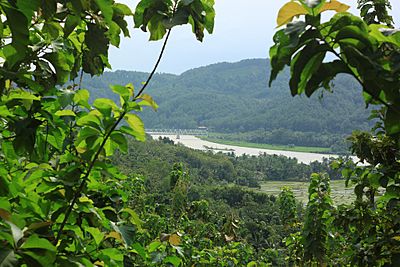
200;137;332;154
150;134;348;164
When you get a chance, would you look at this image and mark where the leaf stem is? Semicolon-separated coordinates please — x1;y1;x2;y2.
55;27;173;244
78;69;84;90
54;111;126;244
135;28;172;98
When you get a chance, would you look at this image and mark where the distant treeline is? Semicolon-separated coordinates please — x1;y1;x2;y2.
114;136;343;189
208;129;351;153
111;136;344;263
84;59;372;149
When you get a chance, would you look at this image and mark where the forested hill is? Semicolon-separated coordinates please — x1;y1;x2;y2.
83;59;371;144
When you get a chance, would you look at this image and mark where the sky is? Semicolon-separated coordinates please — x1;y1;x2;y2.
109;0;400;74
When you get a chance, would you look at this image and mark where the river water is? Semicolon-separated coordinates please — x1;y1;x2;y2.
150;134;353;164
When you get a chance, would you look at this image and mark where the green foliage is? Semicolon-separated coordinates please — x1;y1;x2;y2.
0;0;216;266
83;60;373;150
134;0;215;41
169;163;190;216
272;0;400;265
0;82;149;265
270;0;400;136
278;187;298;225
112;136;314;264
358;0;393;26
114;136;343;189
302;173;333;264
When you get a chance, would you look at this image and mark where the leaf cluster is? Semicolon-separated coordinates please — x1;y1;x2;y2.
0;0;216;266
271;0;400;265
270;0;400;136
134;0;215;41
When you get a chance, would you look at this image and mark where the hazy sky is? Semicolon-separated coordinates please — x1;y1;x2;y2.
109;0;400;74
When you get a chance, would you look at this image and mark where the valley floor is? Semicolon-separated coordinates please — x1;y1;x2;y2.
256;180;355;205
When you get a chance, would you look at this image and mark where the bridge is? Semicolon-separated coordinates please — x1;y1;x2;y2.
146;128;208;136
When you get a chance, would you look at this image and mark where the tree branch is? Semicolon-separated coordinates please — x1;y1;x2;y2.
55;112;126;244
55;28;174;244
136;28;172;98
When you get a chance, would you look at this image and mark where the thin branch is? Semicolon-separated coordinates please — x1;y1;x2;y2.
136;28;172;98
55;27;174;244
78;69;84;90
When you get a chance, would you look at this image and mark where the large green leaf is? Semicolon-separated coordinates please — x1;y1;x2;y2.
119;208;142;229
6;90;40;101
336;25;376;51
75;127;101;146
269;27;306;85
86;227;104;246
43;51;75;85
289;41;328;96
0;106;12;118
326;13;367;36
134;0;171;40
200;0;215;34
76;112;102;129
73;89;91;109
147;241;162;252
113;3;133;16
2;5;29;68
305;60;352;96
123;114;145;141
64;15;81;37
110;132;128;153
111;84;132;106
21;235;56;252
94;0;114;24
19;235;56;266
15;0;40;19
93;98;119;116
148;14;167;41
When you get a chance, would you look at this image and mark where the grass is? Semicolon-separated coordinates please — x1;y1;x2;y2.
256;180;354;205
200;137;332;154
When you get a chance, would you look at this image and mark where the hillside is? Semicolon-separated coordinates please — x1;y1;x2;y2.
83;59;372;149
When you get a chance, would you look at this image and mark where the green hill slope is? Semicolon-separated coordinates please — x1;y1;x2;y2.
83;59;372;150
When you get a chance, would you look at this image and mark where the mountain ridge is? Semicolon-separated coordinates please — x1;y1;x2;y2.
83;58;372;149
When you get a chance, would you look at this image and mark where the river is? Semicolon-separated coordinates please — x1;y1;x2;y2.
150;134;353;164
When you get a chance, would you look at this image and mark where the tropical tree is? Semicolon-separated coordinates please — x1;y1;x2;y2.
270;0;400;265
0;0;215;265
